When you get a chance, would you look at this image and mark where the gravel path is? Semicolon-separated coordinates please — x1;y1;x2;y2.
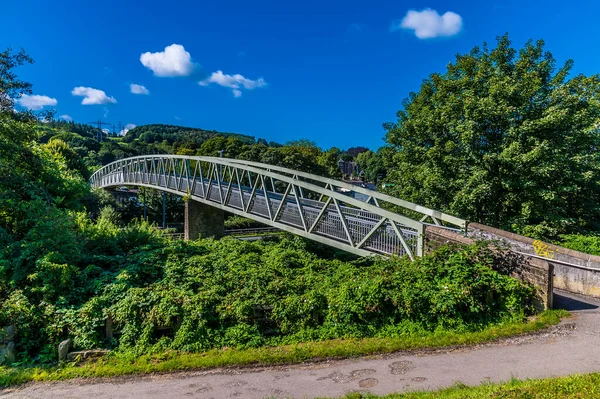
2;290;600;399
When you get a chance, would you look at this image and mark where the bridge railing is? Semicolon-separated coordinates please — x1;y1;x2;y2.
90;155;465;259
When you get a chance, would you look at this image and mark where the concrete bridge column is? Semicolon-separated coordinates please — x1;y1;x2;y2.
184;200;224;240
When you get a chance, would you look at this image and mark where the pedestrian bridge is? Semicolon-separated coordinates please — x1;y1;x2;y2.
90;155;466;259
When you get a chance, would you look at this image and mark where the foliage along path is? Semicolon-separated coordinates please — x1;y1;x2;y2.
3;290;600;399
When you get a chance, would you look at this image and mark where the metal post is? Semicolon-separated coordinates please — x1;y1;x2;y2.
416;224;425;257
217;150;224;181
162;191;166;229
143;188;147;221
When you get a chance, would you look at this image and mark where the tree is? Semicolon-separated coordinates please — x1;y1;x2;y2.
345;146;369;158
356;149;386;183
383;34;600;238
0;47;33;112
318;147;342;178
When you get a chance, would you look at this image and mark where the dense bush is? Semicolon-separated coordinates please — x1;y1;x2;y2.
557;234;600;256
224;215;266;230
21;233;533;357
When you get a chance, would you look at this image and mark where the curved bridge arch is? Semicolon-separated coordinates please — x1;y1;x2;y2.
90;155;465;259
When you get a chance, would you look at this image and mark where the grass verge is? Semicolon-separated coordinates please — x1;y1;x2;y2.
331;372;600;398
0;309;568;388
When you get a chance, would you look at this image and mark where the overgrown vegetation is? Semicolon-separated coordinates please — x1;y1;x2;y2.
557;234;600;256
0;215;539;361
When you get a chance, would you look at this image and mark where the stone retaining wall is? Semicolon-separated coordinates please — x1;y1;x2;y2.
468;222;600;298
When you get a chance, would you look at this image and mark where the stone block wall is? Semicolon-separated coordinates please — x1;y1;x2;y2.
424;225;554;310
0;325;16;365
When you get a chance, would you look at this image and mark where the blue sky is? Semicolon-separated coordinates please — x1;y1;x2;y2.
2;0;599;149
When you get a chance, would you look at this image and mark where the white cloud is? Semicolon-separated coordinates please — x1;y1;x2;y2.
130;83;150;95
199;70;267;97
140;44;198;77
59;114;72;121
394;8;462;39
119;123;136;136
17;94;57;110
72;87;117;105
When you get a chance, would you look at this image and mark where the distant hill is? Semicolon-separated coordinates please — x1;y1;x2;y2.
122;124;256;146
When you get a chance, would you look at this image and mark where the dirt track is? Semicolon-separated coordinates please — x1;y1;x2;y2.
2;290;600;399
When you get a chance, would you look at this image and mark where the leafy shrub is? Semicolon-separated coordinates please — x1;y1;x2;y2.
224;215;265;230
557;234;600;256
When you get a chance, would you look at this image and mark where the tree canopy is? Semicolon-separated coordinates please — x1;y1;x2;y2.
383;34;600;238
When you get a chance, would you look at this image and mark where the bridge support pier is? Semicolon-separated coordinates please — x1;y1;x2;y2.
184;200;224;240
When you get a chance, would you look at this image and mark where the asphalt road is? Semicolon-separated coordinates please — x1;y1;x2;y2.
2;290;600;399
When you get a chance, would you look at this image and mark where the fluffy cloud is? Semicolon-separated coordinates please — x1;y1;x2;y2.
199;70;266;97
394;8;462;39
119;123;136;136
17;94;57;110
59;114;72;121
130;83;150;95
140;44;198;77
72;87;117;105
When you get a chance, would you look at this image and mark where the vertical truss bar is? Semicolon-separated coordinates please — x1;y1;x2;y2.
205;163;215;200
183;159;191;192
198;161;206;198
235;168;245;211
150;158;157;185
260;174;273;221
245;174;261;213
390;222;415;261
189;160;199;195
223;166;234;205
291;184;307;231
142;158;149;184
247;169;253;189
176;159;185;191
213;164;225;204
416;224;424;257
333;198;353;246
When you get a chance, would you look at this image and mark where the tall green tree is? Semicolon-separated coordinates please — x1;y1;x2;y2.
0;47;33;112
383;35;600;238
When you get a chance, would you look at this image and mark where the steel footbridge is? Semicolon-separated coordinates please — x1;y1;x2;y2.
90;156;466;259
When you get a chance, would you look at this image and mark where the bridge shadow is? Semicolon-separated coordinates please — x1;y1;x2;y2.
553;291;599;311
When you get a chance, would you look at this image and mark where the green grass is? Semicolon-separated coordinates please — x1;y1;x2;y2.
0;310;568;388
331;373;600;398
